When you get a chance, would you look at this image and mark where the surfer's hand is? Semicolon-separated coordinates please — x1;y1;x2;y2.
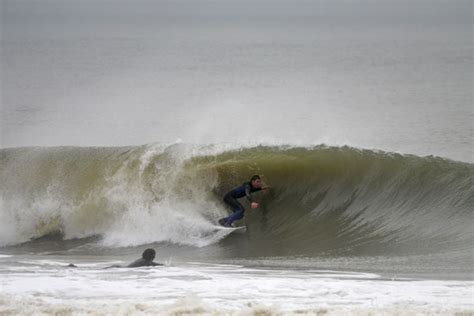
251;202;259;209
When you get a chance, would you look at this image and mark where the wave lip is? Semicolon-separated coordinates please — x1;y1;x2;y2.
0;144;473;258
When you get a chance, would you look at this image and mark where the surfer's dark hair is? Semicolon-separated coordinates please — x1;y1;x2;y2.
250;175;261;182
142;248;156;261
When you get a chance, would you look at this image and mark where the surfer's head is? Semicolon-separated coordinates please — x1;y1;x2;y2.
250;175;262;189
142;248;156;261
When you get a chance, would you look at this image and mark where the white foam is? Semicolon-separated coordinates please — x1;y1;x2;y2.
0;144;236;248
0;260;472;315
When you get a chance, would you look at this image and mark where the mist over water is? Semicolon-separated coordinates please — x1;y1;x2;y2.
1;0;473;162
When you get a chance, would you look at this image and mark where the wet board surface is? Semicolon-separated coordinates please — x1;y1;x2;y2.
215;225;247;234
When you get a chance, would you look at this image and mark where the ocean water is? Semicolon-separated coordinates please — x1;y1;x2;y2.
1;0;473;314
0;144;473;314
2;0;473;162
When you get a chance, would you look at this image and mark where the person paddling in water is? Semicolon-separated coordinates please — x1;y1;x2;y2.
103;248;163;268
127;248;163;267
219;175;267;227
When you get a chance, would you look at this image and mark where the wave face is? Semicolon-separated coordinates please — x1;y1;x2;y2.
0;144;472;257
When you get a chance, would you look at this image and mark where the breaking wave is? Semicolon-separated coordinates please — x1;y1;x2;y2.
0;143;472;257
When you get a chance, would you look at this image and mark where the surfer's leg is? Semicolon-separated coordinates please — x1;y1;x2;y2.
222;196;245;226
225;208;244;225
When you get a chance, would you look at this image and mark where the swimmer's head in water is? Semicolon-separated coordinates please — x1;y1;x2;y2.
142;248;156;261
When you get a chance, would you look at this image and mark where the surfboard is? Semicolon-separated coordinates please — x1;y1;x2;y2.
217;218;246;234
215;225;247;234
227;226;247;234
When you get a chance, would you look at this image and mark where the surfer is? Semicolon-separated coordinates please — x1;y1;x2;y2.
218;175;267;227
127;248;163;267
103;248;163;268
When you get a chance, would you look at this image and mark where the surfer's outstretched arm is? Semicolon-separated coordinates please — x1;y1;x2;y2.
244;183;259;209
244;183;254;202
103;264;123;269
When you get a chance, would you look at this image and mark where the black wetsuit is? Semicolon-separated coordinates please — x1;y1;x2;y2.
127;258;163;267
221;182;262;225
103;259;163;268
